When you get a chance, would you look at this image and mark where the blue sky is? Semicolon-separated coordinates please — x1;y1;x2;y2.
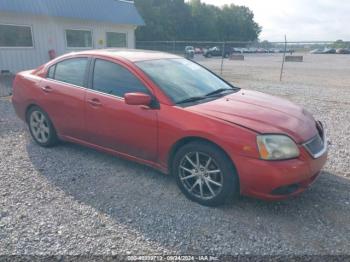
200;0;350;41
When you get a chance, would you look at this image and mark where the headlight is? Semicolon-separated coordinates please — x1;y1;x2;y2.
257;135;300;160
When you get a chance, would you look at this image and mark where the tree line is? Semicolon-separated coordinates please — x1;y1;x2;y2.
134;0;261;42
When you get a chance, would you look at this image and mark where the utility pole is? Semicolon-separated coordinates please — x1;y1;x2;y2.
280;35;287;81
220;41;225;76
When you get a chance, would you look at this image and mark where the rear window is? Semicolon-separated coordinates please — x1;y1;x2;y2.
50;58;88;87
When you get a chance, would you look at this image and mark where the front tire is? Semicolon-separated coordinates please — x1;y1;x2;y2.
172;141;239;206
27;106;58;147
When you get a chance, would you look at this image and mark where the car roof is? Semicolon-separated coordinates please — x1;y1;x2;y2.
69;49;181;62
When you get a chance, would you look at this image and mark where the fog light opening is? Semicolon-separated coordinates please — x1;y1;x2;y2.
271;184;299;195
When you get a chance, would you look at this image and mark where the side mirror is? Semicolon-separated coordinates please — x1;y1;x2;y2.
124;92;152;106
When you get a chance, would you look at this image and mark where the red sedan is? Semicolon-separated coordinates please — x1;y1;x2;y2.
12;50;327;206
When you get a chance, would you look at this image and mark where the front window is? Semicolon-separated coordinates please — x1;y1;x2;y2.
65;29;92;48
0;24;33;48
92;59;150;98
136;58;238;104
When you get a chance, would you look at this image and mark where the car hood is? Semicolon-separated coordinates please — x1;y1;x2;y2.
188;89;318;143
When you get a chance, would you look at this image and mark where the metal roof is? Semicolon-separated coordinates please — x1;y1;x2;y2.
0;0;145;26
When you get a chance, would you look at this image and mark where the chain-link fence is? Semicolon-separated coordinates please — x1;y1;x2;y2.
136;40;347;55
136;40;349;55
135;40;350;83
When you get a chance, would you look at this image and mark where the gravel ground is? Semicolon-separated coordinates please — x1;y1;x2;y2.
1;54;350;256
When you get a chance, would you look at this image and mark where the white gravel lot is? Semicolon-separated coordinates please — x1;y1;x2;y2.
0;53;350;256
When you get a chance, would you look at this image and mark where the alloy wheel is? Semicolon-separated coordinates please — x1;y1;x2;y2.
29;111;50;144
178;152;223;200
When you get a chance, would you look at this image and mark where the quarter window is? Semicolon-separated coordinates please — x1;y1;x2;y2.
0;24;33;47
92;59;149;97
47;65;56;79
106;32;127;48
53;58;88;86
65;29;92;48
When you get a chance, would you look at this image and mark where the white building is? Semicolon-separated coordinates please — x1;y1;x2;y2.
0;0;144;73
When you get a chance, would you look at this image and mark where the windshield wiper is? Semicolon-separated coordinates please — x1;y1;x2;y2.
176;88;237;105
205;88;234;97
176;96;207;104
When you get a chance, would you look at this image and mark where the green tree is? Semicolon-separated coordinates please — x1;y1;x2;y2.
134;0;261;41
216;4;261;41
189;0;220;40
260;40;273;48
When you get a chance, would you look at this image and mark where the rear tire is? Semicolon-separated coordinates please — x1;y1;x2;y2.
27;106;58;147
172;141;239;206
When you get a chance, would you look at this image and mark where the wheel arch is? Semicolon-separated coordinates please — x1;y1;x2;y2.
25;104;59;135
25;104;39;123
167;136;239;177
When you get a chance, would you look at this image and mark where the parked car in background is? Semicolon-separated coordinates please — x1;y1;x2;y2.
310;48;336;54
240;48;249;53
203;46;232;58
257;48;268;53
323;48;336;54
310;48;323;54
194;47;203;54
280;49;295;54
231;48;243;54
336;48;350;54
184;46;195;59
247;48;258;53
268;48;281;53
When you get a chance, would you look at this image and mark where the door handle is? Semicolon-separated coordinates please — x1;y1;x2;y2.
41;86;53;93
87;98;102;107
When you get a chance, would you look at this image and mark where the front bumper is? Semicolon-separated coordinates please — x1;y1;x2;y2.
234;122;328;201
236;149;327;200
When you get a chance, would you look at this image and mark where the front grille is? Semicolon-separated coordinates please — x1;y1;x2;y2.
305;134;324;154
303;121;327;158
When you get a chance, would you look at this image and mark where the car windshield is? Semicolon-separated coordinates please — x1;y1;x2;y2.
136;58;239;104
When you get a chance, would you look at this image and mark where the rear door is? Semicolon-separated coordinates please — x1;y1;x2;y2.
39;57;89;139
85;58;158;161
